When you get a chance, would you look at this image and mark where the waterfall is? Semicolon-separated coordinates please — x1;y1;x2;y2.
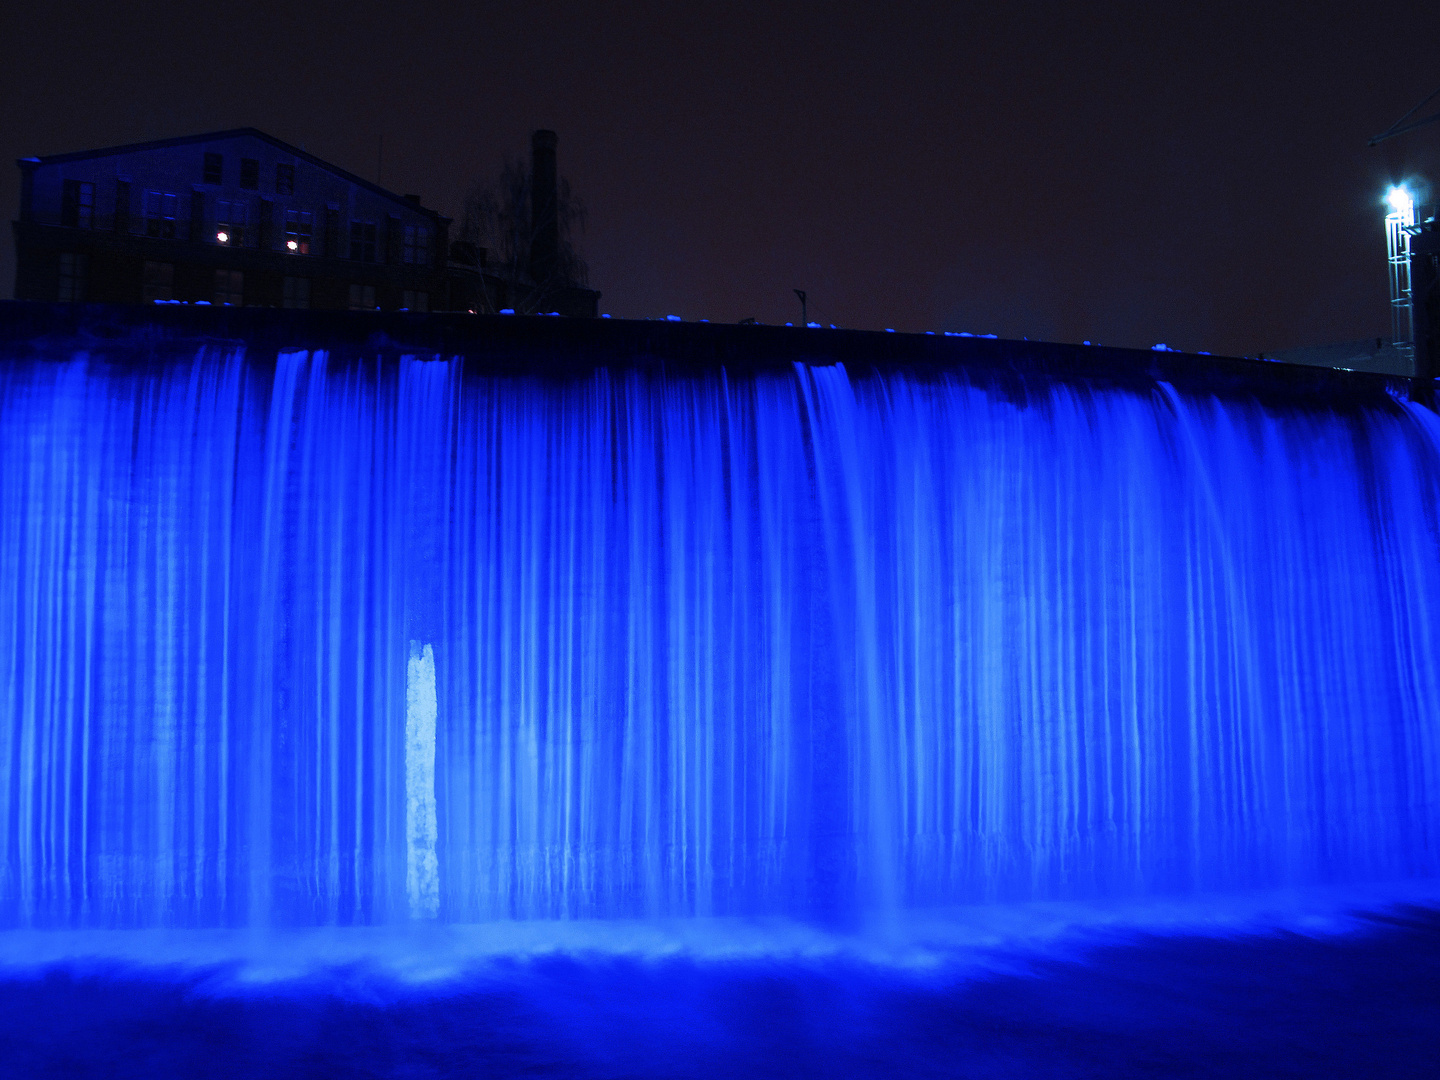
2;343;1438;929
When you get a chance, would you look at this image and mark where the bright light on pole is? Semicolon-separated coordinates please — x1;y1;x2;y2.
1386;184;1415;219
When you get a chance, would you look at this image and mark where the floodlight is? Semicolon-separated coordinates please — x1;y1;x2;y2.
1385;185;1414;216
286;240;298;251
216;231;229;243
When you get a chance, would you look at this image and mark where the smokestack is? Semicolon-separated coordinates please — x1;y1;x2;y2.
530;129;559;286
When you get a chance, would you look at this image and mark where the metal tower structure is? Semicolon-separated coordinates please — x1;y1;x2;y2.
1371;84;1440;375
1387;186;1416;367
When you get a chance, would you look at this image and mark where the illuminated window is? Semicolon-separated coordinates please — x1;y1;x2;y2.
57;253;88;301
283;276;310;309
401;289;428;312
402;224;431;265
240;158;259;190
348;283;376;310
203;152;222;184
60;180;94;228
349;221;376;262
216;200;247;246
142;260;173;302
276;163;294;195
214;269;244;306
284;209;312;254
144;191;179;238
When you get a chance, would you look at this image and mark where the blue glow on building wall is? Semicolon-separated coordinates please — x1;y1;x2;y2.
1;306;1439;935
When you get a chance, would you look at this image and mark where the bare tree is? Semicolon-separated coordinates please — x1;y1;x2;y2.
460;156;589;314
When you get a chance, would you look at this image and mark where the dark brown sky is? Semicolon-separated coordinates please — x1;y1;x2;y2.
4;1;1439;354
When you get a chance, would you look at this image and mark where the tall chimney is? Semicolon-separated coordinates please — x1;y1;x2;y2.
530;129;559;286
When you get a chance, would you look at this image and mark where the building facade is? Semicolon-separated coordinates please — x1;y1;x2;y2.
13;129;450;312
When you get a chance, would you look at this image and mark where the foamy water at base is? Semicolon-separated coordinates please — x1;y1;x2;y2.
2;880;1436;988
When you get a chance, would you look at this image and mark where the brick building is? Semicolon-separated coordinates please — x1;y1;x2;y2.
12;128;453;312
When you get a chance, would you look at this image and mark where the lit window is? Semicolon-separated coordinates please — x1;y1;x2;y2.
276;163;294;195
402;224;431;265
240;158;259;190
283;276;310;309
349;221;376;262
348;283;376;310
203;152;222;184
214;269;244;306
284;209;312;254
142;260;174;302
144;191;179;238
61;180;94;228
57;253;88;301
216;200;247;246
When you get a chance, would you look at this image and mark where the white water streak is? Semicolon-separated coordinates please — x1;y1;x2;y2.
406;642;439;919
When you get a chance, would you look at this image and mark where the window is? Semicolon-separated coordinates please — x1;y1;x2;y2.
275;163;294;195
284;209;312;254
349;221;376;262
215;200;247;245
61;180;95;228
114;180;131;233
57;253;88;301
142;261;174;302
240;158;259;190
348;283;376;310
401;290;428;312
283;276;310;309
214;269;244;306
203;152;222;184
401;224;431;265
144;191;179;238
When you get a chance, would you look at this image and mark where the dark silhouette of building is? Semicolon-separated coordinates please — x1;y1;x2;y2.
13;127;600;318
529;129;561;288
446;130;600;318
14;129;454;313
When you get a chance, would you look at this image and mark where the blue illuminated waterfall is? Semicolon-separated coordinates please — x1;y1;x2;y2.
3;341;1439;930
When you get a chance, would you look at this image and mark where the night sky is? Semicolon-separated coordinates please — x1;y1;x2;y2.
4;1;1439;355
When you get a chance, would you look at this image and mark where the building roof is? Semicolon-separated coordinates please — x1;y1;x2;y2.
17;128;450;223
